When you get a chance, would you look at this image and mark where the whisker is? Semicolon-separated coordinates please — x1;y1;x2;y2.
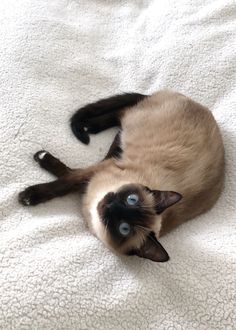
136;225;151;233
136;230;146;246
138;205;153;210
102;218;109;236
136;225;161;248
146;233;160;247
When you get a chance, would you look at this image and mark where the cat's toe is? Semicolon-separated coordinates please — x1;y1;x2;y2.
18;192;26;205
70;117;90;145
34;150;48;163
18;187;41;206
18;190;31;206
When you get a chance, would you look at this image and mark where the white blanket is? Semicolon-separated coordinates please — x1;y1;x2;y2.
0;0;235;329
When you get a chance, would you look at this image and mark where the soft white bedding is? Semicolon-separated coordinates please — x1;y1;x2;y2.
0;0;235;329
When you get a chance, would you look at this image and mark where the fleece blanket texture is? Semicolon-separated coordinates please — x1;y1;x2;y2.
0;0;235;329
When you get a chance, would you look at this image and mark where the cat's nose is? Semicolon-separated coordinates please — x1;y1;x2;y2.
106;201;114;209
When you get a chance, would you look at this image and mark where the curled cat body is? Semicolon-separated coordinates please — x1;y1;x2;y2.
19;90;225;262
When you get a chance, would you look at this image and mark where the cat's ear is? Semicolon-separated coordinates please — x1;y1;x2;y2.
151;190;182;214
131;232;169;262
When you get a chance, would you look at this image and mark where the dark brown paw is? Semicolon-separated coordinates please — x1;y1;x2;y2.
18;186;44;206
70;119;90;145
70;110;103;145
34;150;49;163
33;150;70;177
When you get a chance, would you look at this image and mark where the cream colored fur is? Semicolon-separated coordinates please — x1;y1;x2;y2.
83;90;224;248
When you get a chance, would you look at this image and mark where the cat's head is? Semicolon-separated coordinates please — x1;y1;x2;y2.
95;183;182;262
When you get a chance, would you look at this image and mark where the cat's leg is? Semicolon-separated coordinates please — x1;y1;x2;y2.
33;133;122;175
18;178;78;206
70;93;146;144
19;151;81;205
18;158;114;206
34;150;72;177
18;166;93;206
103;132;122;160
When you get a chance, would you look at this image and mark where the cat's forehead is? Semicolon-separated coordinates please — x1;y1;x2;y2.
116;183;144;196
115;183;155;207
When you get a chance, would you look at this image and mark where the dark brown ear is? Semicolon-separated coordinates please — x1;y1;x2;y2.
131;232;169;262
151;190;182;214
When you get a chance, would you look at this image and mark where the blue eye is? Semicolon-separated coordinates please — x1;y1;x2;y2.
119;222;131;236
127;194;139;205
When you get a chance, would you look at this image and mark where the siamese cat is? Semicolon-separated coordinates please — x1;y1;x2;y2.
18;90;224;262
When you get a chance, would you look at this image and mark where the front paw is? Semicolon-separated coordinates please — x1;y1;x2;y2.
34;150;48;163
70;115;90;145
18;186;43;206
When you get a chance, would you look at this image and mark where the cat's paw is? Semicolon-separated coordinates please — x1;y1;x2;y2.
18;186;43;206
34;150;49;163
71;117;104;145
70;117;90;145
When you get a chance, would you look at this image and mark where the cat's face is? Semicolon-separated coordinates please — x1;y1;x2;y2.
96;183;182;262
